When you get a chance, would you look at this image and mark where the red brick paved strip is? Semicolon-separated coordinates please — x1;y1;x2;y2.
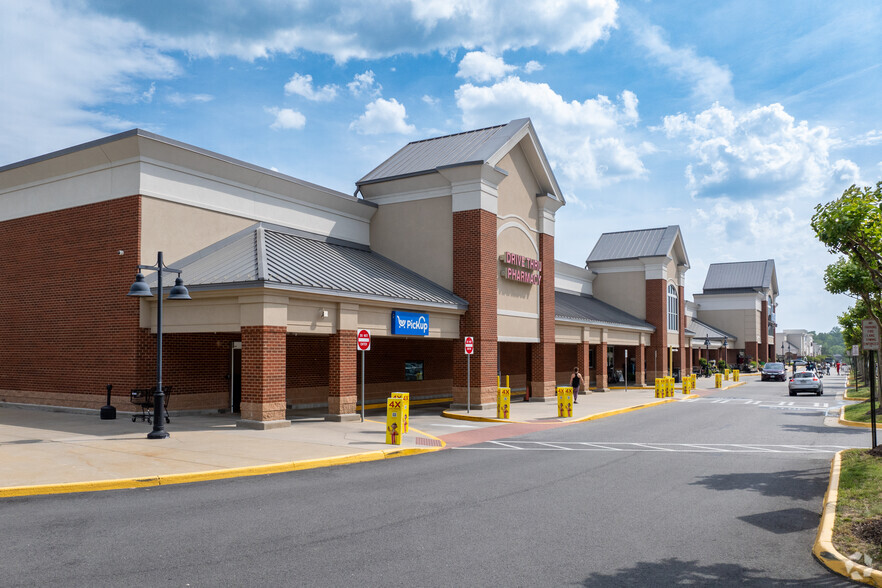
441;421;569;448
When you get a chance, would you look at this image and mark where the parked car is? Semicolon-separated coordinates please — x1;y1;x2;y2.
761;362;787;381
789;370;823;396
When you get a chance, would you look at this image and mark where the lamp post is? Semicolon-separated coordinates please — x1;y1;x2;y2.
723;336;728;364
127;251;191;439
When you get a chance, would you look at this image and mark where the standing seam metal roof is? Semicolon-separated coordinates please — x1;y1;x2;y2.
702;260;776;292
147;223;468;308
587;226;682;263
555;291;654;330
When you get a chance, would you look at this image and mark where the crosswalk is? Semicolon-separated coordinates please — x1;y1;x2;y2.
455;441;854;453
681;396;843;411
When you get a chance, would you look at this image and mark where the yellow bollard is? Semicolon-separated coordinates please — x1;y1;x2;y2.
655;378;663;398
497;387;511;419
386;397;404;445
391;392;409;433
715;373;723;388
733;369;740;382
667;377;674;397
556;386;574;417
682;377;691;395
506;375;510;388
724;368;730;381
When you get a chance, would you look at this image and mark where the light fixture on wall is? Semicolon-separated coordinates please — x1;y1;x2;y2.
319;309;329;319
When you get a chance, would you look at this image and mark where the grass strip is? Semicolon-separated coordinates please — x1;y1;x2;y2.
846;377;871;399
833;449;882;569
843;400;882;424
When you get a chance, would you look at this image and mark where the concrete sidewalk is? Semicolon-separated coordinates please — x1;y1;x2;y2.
0;376;737;497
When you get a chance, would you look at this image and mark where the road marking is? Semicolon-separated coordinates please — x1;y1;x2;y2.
429;423;479;428
456;442;854;454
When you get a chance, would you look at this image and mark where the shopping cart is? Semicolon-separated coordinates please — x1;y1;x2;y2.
130;386;172;424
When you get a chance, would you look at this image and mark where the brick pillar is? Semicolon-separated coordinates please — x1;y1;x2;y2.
577;342;591;394
239;325;289;429
760;300;769;362
529;232;556;401
678;285;688;379
327;330;358;421
646;279;667;381
745;341;759;362
595;342;609;391
636;343;646;386
452;209;497;408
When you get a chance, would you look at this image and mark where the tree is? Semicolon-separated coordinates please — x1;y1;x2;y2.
812;181;882;326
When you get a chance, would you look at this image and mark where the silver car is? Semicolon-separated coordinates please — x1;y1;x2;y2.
789;371;823;396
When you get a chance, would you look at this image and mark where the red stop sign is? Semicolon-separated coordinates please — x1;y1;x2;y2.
357;329;371;351
464;336;474;355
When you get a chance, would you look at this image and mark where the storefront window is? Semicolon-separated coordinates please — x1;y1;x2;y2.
404;361;424;381
667;284;679;331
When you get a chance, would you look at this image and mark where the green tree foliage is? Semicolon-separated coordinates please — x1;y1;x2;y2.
811;326;845;357
812;181;882;326
839;301;869;348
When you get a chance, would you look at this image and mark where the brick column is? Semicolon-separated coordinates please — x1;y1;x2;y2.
577;341;591;394
452;209;497;409
327;330;358;421
595;342;609;391
745;341;759;362
760;300;769;362
239;325;289;429
636;343;646;386
645;279;667;381
529;232;556;401
678;285;688;379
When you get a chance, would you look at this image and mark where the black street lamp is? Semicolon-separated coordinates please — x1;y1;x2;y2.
128;251;191;439
723;336;728;363
704;335;710;361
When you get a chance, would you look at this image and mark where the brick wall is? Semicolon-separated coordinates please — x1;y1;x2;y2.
328;330;357;415
530;232;556;399
744;341;759;363
595;342;609;390
645;279;667;381
678;285;688;377
240;325;286;422
452;209;498;406
0;196;143;408
760;300;769;362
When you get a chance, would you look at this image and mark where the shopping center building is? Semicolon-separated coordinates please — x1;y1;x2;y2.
0;119;768;427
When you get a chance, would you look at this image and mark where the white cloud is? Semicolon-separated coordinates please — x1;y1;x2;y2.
832;159;863;185
523;60;544;74
630;18;734;105
422;95;440;106
348;70;382;97
267;107;306;130
284;73;338;101
0;0;179;163
83;0;619;63
662;103;837;199
456;77;648;187
142;83;156;103
456;51;517;82
167;92;214;106
350;98;416;135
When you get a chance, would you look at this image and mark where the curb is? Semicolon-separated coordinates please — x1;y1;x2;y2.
0;427;445;499
441;395;690;425
813;450;882;585
838;405;882;429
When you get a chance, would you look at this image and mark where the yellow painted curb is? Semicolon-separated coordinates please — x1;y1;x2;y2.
441;410;530;424
813;451;882;585
838;405;882;429
0;441;443;499
571;397;680;422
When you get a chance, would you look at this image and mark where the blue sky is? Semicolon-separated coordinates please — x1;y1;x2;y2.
2;0;880;334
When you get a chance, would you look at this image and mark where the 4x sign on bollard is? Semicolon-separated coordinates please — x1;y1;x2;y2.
465;336;474;414
357;329;370;421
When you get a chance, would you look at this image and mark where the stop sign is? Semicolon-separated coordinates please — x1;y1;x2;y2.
464;336;474;355
357;329;371;351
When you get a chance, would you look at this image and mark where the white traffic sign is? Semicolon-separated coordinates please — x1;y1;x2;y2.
862;319;879;351
357;329;371;351
852;344;860;357
464;336;474;355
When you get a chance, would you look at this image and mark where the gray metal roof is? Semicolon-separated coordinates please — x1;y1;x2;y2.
555;291;655;331
702;260;776;293
357;119;529;185
587;226;685;264
688;317;737;341
147;223;468;309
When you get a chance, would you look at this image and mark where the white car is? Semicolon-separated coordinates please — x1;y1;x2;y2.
788;371;823;396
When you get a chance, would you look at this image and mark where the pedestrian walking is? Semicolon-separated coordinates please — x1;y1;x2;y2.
836;361;841;375
571;367;584;403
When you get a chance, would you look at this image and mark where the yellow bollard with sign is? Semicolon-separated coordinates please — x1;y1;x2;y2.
724;369;730;381
391;392;409;433
682;377;691;395
386;397;404;445
715;373;723;388
556;386;574;417
654;378;663;398
667;377;675;397
733;369;740;382
497;387;511;419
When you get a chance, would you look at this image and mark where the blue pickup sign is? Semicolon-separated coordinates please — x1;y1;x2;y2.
391;311;429;336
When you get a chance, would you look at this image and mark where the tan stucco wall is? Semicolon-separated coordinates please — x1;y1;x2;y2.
496;146;540;231
697;309;760;343
369;196;453;290
555;324;584;344
592;271;646;319
498;314;539;341
140;197;254;265
608;330;642;346
497;225;540;315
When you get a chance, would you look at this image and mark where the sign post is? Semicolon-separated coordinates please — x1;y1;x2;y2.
624;349;628;393
862;319;879;448
465;336;474;414
357;329;371;422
